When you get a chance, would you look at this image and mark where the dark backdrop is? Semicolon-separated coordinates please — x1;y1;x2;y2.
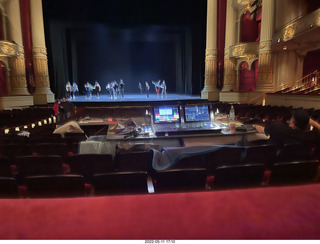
43;0;206;98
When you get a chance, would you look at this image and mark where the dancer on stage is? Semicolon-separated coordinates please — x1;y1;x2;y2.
113;80;119;99
106;82;112;99
66;81;72;100
72;82;79;100
84;82;93;99
152;80;161;97
94;81;101;99
145;81;150;99
138;82;143;95
119;79;125;99
161;80;167;98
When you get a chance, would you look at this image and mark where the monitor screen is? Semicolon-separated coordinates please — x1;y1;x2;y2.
184;104;210;122
153;106;180;123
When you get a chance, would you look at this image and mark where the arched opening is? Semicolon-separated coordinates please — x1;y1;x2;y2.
240;10;259;43
239;60;257;92
303;49;320;77
0;61;8;96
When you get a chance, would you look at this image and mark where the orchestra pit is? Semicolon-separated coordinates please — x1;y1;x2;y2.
0;0;320;240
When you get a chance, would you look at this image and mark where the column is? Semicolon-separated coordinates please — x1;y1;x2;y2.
201;0;219;101
222;0;236;92
256;0;275;92
6;0;29;96
30;0;54;104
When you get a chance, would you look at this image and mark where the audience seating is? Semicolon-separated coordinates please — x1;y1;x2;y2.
0;144;33;162
269;160;320;185
213;164;265;189
92;171;148;195
153;168;207;193
0;157;14;177
116;150;154;175
277;143;316;162
15;155;64;183
32;143;70;159
242;144;278;168
24;174;86;198
205;146;244;175
0;177;19;198
67;154;115;182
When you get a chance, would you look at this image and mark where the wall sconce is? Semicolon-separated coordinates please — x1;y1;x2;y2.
23;125;28;129
53;116;56;123
31;123;35;128
15;127;20;132
4;129;10;134
44;119;47;125
48;118;52;124
38;121;42;126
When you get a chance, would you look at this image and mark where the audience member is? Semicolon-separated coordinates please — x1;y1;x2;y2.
53;99;61;122
60;97;75;120
254;109;320;146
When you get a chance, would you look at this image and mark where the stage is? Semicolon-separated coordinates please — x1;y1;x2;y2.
66;93;204;106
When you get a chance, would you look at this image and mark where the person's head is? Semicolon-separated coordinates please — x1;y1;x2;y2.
293;109;310;130
55;99;60;103
62;97;66;102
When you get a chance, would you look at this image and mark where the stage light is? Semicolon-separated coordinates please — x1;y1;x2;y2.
4;129;10;134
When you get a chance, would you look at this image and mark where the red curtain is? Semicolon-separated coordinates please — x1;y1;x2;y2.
239;61;257;92
303;49;320;77
0;61;8;96
19;0;35;94
240;11;259;43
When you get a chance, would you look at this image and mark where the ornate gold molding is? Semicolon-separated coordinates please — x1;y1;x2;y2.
0;41;19;57
223;58;236;87
316;16;320;26
283;24;296;42
204;58;217;88
257;52;273;85
33;57;50;88
9;56;27;88
229;42;259;58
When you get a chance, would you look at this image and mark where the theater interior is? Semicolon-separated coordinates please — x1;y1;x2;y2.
0;0;320;240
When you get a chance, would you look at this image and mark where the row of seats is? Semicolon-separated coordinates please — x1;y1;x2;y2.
0;143;319;198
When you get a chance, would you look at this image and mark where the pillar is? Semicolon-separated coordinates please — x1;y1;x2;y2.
256;0;275;92
222;0;237;92
30;0;54;104
6;0;29;96
201;0;219;101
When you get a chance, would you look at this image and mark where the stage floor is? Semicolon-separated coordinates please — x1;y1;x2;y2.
69;93;202;103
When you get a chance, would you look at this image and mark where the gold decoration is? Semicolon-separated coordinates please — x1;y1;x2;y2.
233;45;245;56
283;24;296;42
223;58;236;87
316;16;320;26
257;52;273;85
9;56;27;88
204;58;217;88
33;57;50;88
32;47;48;56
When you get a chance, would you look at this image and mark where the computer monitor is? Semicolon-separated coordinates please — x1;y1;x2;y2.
153;105;180;124
184;104;210;122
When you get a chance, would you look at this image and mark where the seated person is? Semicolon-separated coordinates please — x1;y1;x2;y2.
253;109;320;146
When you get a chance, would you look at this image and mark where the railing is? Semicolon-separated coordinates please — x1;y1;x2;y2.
274;70;319;93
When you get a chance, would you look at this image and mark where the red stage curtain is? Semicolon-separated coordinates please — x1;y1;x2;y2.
19;0;35;94
239;61;257;92
0;61;8;96
240;11;259;43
